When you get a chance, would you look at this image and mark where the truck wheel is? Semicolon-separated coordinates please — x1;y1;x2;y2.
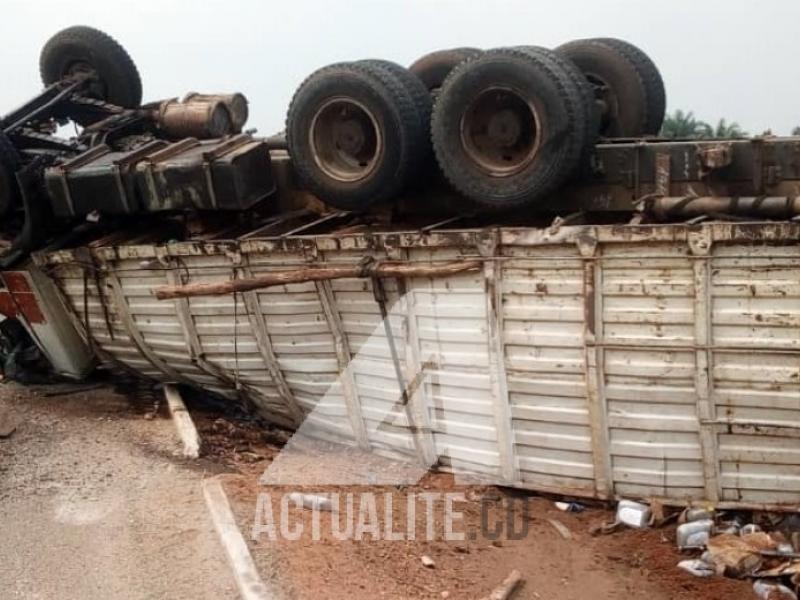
40;26;143;108
287;62;426;211
409;48;482;92
0;133;20;218
431;47;591;211
358;60;433;169
556;38;665;137
594;38;666;135
516;45;599;173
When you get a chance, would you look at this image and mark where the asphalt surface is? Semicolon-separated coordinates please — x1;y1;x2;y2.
0;382;239;600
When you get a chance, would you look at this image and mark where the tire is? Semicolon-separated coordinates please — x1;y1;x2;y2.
0;133;20;218
409;47;482;92
431;47;591;211
594;38;666;135
358;59;434;171
40;26;142;108
556;38;665;137
515;46;598;173
286;62;426;211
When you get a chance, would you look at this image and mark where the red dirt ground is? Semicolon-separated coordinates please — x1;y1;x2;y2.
197;409;755;600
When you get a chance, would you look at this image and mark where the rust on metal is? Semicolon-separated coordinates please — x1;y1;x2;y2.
697;142;733;174
0;291;17;319
183;92;249;132
156;99;233;139
649;196;800;220
1;272;45;324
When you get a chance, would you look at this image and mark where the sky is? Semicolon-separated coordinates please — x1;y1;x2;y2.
1;0;798;136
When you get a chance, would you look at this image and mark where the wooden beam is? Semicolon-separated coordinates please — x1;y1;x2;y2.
154;261;483;300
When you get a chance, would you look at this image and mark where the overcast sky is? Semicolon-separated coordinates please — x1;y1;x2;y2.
2;0;798;136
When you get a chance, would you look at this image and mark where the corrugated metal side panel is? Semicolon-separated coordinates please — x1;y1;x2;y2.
171;254;288;413
323;249;415;456
54;265;163;378
407;246;501;479
115;260;227;389
501;244;596;494
37;222;800;508
711;244;800;504
247;252;350;440
601;242;706;499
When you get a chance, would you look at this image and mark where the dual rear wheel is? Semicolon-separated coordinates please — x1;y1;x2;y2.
285;38;668;212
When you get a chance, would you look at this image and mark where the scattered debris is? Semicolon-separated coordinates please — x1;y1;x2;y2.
288;493;334;512
705;533;777;578
676;519;715;550
555;501;585;513
547;518;572;540
589;519;623;537
480;570;523;600
421;555;436;569
681;507;715;524
753;580;797;600
677;559;716;578
775;543;798;557
742;524;765;536
616;500;651;529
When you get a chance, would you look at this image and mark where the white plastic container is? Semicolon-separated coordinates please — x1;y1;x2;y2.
677;520;714;550
616;500;651;529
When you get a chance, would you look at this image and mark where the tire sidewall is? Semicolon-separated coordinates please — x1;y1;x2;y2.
288;70;407;211
433;54;575;209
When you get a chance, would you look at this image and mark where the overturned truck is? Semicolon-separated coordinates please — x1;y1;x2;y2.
2;27;800;510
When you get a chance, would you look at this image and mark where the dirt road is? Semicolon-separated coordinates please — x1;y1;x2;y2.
0;381;758;600
0;383;238;600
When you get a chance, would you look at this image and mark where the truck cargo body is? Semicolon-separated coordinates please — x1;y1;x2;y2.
28;215;800;509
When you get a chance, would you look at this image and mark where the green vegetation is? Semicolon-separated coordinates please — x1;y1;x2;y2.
661;110;747;139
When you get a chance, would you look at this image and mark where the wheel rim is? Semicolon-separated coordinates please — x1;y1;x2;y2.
460;86;541;177
309;97;383;183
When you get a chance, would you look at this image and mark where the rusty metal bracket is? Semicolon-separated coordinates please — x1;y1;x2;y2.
655;152;672;196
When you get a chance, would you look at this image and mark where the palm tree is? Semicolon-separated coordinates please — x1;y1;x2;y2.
712;119;747;139
660;110;712;139
661;111;748;139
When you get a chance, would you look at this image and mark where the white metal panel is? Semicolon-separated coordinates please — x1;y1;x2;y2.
501;244;596;494
601;242;705;499
38;222;800;508
711;244;800;503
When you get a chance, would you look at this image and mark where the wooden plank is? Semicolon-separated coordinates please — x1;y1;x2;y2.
164;384;200;458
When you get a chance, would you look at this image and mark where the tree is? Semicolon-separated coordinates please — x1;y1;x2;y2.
712;118;747;139
660;110;711;139
661;110;748;139
793;126;800;136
